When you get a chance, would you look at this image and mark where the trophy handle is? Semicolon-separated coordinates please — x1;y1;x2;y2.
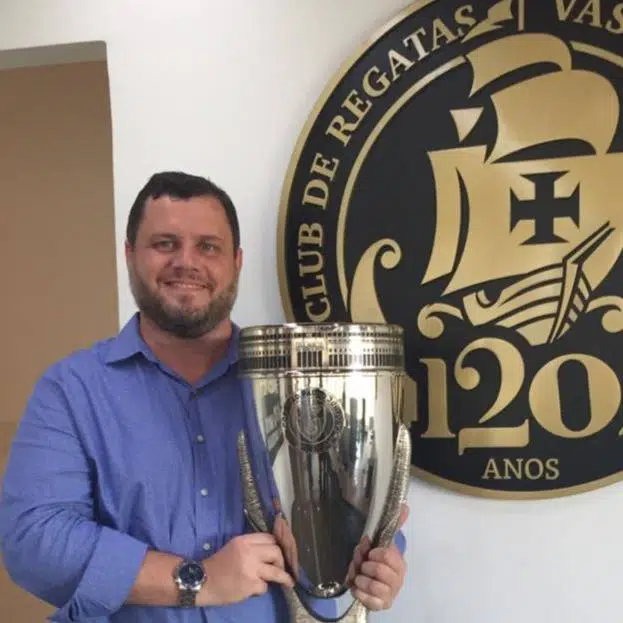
237;430;270;533
236;425;411;623
372;423;412;549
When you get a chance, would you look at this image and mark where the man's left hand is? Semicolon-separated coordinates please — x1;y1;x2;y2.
349;504;409;611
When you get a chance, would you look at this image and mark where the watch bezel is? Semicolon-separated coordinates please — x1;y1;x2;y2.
173;559;206;592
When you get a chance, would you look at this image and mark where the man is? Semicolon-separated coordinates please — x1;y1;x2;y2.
0;171;408;622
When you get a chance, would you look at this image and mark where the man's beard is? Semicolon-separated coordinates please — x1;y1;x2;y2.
129;266;239;339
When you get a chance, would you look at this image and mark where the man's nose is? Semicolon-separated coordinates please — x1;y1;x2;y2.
171;243;199;268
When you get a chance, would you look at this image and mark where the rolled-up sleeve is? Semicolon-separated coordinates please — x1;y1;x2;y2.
0;368;148;622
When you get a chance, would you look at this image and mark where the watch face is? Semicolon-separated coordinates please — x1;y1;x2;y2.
179;562;205;589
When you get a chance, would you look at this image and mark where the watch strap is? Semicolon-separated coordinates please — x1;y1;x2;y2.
173;559;205;608
178;588;197;607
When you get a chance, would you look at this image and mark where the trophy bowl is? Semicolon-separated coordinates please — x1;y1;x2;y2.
236;322;411;622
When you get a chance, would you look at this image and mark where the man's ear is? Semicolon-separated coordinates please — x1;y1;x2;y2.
235;247;243;273
125;240;134;266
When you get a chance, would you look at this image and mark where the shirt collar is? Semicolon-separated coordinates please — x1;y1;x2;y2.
226;323;241;366
103;312;241;368
103;313;154;364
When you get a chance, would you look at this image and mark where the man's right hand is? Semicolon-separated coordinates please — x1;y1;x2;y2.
198;533;295;606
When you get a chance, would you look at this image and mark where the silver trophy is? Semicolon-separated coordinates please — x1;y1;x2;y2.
236;322;411;622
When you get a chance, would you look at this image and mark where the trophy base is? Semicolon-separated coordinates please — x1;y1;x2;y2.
237;424;412;623
284;587;367;623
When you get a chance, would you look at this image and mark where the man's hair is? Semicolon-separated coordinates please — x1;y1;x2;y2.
125;171;240;250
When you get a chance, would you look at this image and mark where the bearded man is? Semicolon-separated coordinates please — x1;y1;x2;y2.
0;171;408;622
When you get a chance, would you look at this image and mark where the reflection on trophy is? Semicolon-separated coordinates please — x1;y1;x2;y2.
237;322;412;622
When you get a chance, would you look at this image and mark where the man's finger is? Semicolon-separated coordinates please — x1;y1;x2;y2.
367;545;405;573
352;543;364;569
259;563;295;588
255;544;286;568
284;543;299;580
357;536;371;563
354;573;392;600
360;560;399;589
352;586;387;611
398;503;410;529
251;578;269;597
242;532;279;545
345;560;356;586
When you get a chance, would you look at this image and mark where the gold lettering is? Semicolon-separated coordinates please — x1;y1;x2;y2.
297;223;323;247
455;4;476;36
297;249;323;277
482;459;502;480
606;3;623;32
482;458;502;480
574;0;602;26
302;179;329;209
342;89;372;120
362;66;391;97
325;90;372;146
403;27;429;60
545;458;560;480
420;358;455;438
301;273;331;322
492;458;561;480
459;421;530;455
297;223;329;321
305;297;331;322
455;339;529;454
555;0;579;21
503;458;523;480
310;152;339;181
301;275;327;299
388;49;415;82
529;354;621;438
432;18;458;51
525;459;545;480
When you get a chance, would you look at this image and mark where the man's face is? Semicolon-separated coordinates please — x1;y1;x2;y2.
125;194;242;338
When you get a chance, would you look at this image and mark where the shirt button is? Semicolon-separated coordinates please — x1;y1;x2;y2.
200;488;209;497
196;434;205;443
202;542;212;552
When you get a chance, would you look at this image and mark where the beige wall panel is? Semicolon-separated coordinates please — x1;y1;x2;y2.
0;60;117;621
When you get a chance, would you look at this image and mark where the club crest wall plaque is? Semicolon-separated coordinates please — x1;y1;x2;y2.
278;0;623;498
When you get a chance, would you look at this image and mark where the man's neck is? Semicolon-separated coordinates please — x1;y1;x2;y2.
138;314;233;385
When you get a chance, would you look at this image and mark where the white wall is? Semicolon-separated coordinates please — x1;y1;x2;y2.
2;1;622;621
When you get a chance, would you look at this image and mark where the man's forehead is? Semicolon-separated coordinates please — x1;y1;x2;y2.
145;193;224;211
142;195;227;224
137;195;233;245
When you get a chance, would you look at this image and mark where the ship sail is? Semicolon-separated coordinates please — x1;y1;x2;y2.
487;70;618;162
422;33;623;298
424;149;623;294
466;33;573;95
450;108;483;141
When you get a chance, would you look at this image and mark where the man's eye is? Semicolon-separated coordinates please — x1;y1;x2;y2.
200;241;218;252
154;240;175;250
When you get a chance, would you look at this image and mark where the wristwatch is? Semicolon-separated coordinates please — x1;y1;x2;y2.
173;559;207;607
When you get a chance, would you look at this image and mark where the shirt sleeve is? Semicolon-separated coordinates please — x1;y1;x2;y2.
0;366;149;622
395;528;407;554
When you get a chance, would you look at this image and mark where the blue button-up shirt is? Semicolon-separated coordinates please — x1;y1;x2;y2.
0;315;342;622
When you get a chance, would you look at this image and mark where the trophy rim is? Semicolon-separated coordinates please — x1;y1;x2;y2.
237;322;405;375
239;321;404;339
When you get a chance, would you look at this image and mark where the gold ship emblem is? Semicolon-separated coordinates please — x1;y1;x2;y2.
350;31;623;347
419;33;623;345
423;34;623;345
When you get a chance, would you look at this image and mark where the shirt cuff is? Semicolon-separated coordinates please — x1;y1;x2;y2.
51;526;148;622
394;528;407;554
